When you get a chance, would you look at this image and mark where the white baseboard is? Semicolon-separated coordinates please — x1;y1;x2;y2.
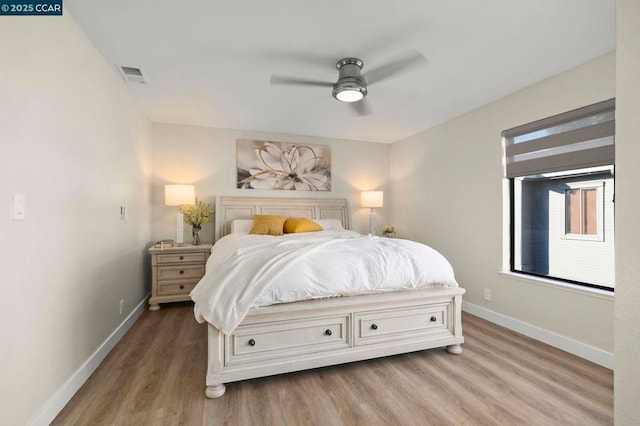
462;301;613;369
29;295;150;426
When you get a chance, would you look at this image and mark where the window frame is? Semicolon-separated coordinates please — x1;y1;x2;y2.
504;99;615;293
508;177;613;292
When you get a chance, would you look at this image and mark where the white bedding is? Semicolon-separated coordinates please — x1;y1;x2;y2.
191;230;458;334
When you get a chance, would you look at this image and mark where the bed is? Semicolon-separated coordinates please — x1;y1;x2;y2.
192;196;465;398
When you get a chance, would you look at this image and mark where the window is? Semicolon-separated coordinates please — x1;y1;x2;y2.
504;99;615;290
564;182;604;240
566;188;596;235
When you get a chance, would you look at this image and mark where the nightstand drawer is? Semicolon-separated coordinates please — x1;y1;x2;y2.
158;280;199;296
157;264;205;281
157;252;206;264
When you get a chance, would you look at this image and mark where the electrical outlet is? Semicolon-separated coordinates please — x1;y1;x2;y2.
120;206;128;220
119;300;124;315
483;288;492;301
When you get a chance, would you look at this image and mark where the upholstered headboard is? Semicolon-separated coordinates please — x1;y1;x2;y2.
215;197;352;241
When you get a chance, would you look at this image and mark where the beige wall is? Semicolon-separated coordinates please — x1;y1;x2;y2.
614;0;640;422
0;15;152;425
151;123;390;242
390;53;615;353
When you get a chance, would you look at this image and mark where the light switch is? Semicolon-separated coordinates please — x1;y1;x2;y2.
13;194;25;220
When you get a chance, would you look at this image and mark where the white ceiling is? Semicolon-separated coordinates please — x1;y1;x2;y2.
66;0;615;144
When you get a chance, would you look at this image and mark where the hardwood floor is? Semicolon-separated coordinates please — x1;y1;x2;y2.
53;303;613;425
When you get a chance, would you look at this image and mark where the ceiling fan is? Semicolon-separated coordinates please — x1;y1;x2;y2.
270;50;427;116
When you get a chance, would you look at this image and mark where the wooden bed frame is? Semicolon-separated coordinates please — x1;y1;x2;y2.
203;196;465;398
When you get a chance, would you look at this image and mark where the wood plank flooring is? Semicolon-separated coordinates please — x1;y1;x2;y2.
53;303;613;425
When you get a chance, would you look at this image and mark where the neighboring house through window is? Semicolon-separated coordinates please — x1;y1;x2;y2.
565;182;604;240
503;99;615;291
566;187;596;235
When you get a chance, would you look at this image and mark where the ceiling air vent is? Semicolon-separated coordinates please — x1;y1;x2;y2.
117;65;146;84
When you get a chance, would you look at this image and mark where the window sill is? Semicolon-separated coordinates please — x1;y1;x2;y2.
498;271;614;301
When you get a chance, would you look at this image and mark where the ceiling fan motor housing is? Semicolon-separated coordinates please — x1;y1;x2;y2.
332;57;367;102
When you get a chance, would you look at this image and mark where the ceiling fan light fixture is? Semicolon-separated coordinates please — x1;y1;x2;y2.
334;87;365;102
332;57;367;103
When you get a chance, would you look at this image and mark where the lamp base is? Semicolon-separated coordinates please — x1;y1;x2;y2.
176;212;184;245
369;208;376;236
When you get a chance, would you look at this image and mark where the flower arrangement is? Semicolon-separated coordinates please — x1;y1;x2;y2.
179;198;213;229
381;225;396;237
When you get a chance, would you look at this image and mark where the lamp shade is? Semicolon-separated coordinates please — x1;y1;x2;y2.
165;184;195;206
361;191;383;208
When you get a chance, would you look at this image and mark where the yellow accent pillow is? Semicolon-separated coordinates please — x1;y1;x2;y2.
249;215;287;236
284;217;324;234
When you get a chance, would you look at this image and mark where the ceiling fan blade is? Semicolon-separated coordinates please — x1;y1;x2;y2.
364;50;428;85
270;75;334;87
350;98;373;116
260;50;337;68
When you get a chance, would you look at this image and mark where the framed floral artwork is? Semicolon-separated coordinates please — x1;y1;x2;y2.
237;139;331;191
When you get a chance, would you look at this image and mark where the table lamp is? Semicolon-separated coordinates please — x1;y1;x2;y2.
165;184;195;245
361;191;383;236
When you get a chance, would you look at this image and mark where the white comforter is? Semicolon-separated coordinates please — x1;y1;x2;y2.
191;230;458;334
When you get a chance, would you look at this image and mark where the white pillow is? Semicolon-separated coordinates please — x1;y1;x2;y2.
315;219;344;231
230;219;254;233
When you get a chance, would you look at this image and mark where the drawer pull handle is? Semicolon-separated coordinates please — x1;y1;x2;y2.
179;270;184;274
430;316;437;322
179;285;185;290
179;256;184;260
325;329;332;336
371;323;378;330
248;338;256;347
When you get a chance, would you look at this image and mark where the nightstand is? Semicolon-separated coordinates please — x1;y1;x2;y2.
148;243;212;311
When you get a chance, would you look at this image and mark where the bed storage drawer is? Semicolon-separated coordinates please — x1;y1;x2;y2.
354;303;453;346
226;315;350;365
205;287;465;397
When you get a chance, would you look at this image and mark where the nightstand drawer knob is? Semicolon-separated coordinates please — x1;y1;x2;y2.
325;329;332;336
248;339;256;347
430;316;437;322
179;270;184;274
371;323;378;330
179;256;184;260
179;285;185;290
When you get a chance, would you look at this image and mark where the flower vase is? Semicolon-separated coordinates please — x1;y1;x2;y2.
192;226;201;245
